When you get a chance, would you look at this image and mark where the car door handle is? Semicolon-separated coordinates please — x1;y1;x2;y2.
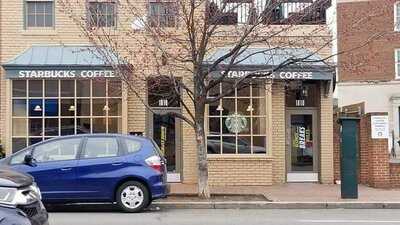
112;163;123;166
60;168;72;171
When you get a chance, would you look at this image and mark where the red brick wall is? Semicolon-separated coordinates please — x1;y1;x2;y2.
390;163;400;188
359;115;370;184
363;113;391;188
337;0;400;82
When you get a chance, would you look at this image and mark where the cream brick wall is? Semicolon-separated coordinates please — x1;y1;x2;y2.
181;122;198;184
127;84;147;134
0;0;334;186
320;84;334;184
0;0;90;154
208;157;273;186
271;82;286;184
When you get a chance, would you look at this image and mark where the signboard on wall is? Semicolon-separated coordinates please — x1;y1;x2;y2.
5;69;116;79
371;115;389;139
208;70;333;81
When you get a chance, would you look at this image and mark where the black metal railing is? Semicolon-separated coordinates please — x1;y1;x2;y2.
207;0;331;25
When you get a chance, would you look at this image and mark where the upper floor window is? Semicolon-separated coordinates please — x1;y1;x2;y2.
88;1;117;28
396;49;400;79
25;1;54;28
395;2;400;31
148;1;177;27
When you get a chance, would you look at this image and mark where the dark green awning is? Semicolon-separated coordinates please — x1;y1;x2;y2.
2;45;121;79
204;47;335;81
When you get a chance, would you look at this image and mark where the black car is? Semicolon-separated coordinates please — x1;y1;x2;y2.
0;168;48;225
0;206;31;225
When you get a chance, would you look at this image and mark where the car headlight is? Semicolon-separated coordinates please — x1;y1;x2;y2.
29;183;42;200
0;184;41;207
0;187;17;206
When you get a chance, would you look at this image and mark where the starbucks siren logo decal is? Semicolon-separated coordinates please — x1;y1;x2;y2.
225;114;248;133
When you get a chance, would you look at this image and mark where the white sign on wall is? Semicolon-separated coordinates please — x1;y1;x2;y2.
371;115;389;139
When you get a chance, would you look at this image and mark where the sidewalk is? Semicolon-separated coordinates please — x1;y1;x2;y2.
153;183;400;209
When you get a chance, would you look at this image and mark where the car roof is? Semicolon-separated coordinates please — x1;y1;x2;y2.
27;133;152;148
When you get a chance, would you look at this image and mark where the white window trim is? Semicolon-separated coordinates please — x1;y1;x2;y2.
10;79;123;153
394;2;400;31
24;0;56;29
204;82;270;156
395;49;400;79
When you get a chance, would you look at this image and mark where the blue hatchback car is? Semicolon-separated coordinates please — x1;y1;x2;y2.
0;134;168;212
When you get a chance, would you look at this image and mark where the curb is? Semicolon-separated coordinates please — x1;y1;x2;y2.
153;201;400;209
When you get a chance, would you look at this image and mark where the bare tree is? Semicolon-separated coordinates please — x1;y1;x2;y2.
57;0;348;198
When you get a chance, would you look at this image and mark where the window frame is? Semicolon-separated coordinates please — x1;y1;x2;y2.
31;137;83;163
148;0;178;28
205;81;270;156
87;1;118;28
11;79;123;152
24;0;55;29
395;2;400;32
80;136;122;160
395;49;400;79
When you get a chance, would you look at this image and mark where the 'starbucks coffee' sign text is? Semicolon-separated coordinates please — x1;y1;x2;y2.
17;70;116;79
208;69;333;81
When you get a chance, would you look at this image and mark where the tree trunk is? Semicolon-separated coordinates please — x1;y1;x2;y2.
195;110;210;198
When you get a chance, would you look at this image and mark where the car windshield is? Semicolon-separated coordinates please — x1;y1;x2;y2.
10;149;31;165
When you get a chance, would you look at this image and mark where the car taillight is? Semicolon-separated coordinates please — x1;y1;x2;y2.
145;155;163;173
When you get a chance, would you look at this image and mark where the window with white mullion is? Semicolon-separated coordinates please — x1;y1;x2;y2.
11;79;122;152
396;2;400;31
206;82;267;155
396;49;400;79
25;1;54;28
250;83;253;154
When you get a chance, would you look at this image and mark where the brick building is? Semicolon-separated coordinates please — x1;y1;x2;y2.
0;0;335;186
335;0;400;158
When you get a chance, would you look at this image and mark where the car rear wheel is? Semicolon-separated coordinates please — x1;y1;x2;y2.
116;181;149;213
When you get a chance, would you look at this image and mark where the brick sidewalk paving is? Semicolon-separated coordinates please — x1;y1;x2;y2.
168;183;400;202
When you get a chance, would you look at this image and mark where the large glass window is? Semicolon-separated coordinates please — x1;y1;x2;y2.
11;79;123;152
25;1;54;28
206;82;268;154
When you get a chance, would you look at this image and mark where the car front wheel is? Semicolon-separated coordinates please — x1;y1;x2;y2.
116;181;150;213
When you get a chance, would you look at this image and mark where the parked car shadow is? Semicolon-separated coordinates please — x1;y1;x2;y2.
46;204;160;213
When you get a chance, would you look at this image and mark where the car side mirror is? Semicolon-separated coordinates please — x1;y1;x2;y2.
24;154;36;166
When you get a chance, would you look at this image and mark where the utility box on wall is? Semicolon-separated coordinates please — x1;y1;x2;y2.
339;117;359;199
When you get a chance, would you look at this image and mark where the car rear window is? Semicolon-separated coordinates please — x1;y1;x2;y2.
124;138;142;154
82;137;119;159
150;139;164;157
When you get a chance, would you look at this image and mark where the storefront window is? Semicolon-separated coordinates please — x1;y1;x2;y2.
11;79;123;153
207;82;268;154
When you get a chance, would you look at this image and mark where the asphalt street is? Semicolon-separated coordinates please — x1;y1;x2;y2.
48;207;400;225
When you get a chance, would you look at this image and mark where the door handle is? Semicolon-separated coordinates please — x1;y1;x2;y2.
60;168;72;171
112;163;123;166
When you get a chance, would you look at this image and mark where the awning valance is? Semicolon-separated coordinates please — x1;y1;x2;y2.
2;45;121;79
203;47;335;81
